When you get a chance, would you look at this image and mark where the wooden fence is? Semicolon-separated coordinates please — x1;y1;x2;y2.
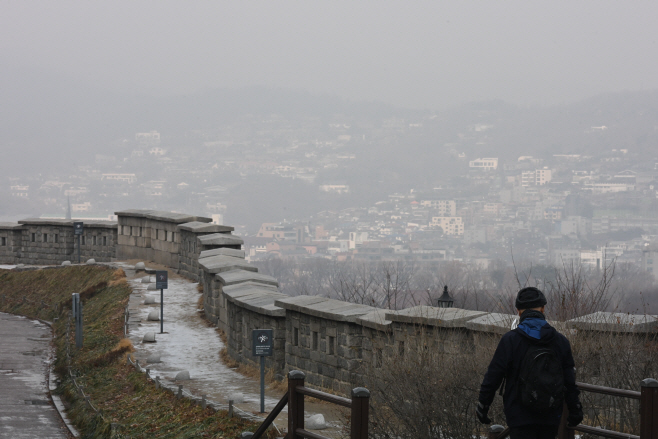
242;370;370;439
490;378;658;439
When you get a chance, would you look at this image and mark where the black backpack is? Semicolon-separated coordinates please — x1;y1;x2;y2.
516;333;565;412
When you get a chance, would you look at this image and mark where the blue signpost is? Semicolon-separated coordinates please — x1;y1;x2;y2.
252;329;273;413
156;270;168;333
73;222;83;264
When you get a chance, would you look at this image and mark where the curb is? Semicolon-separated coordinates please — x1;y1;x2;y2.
41;318;82;438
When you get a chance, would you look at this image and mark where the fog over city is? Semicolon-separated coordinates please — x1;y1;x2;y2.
3;1;658;309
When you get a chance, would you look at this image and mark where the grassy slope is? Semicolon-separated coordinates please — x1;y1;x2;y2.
0;266;269;439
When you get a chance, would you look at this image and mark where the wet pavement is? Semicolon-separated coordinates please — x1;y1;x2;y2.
121;263;348;437
0;313;70;438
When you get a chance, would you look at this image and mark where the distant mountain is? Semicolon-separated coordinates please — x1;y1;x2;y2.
2;60;658;178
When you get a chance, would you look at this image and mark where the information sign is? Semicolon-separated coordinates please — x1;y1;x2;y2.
252;329;273;357
156;271;168;289
73;222;84;235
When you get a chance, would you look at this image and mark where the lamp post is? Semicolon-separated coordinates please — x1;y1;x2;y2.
436;285;454;308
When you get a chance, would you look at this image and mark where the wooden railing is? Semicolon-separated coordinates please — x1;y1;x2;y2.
242;370;370;439
490;378;658;439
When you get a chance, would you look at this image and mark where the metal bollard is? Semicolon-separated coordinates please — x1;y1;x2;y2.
126;353;131;365
201;395;207;409
155;376;160;389
177;385;183;399
146;368;150;378
229;399;234;418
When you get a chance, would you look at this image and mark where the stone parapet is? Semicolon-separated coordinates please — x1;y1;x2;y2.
198;255;257;274
567;311;658;333
385;305;487;328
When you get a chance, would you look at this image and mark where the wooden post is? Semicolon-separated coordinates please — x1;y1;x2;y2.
350;387;370;439
288;370;305;439
641;378;658;439
557;403;574;439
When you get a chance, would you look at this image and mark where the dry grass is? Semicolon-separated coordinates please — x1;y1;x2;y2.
1;265;272;439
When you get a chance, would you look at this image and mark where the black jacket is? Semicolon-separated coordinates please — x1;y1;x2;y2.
478;311;580;427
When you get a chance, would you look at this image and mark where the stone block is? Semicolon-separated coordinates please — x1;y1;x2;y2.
175;370;191;381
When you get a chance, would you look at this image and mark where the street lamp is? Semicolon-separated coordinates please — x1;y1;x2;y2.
436;285;454;308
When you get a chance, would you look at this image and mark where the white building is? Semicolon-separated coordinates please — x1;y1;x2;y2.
419;200;457;216
521;168;552;187
642;249;658;280
469;158;498;170
429;217;464;235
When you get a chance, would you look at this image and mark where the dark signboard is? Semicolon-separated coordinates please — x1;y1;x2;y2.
73;222;84;235
155;270;168;289
252;329;273;357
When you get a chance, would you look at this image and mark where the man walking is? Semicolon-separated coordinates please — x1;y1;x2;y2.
476;287;583;439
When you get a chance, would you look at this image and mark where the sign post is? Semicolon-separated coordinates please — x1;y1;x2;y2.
72;293;83;348
252;329;273;413
156;270;168;333
73;222;83;264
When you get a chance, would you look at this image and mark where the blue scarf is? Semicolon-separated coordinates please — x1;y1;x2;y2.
517;310;547;339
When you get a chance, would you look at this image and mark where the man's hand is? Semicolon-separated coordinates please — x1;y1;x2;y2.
476;402;491;424
567;402;583;427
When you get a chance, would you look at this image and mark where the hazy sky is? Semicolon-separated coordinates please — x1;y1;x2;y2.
2;1;657;109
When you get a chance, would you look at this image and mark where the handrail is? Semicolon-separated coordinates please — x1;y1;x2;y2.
296;386;352;408
575;382;641;400
244;370;370;439
490;378;657;439
573;424;640;439
249;393;289;439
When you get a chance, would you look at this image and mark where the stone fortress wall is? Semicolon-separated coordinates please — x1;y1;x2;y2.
2;209;657;395
0;219;117;265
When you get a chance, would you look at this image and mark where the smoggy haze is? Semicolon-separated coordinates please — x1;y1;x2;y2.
2;1;658;109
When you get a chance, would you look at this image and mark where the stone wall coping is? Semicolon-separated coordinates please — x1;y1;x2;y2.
115;209;212;224
178;221;234;233
18;218;118;229
356;309;392;332
223;281;279;294
198;255;256;274
464;312;517;334
566;311;658;333
224;286;287;317
216;269;279;287
275;295;375;323
198;233;244;246
385;306;488;328
199;248;246;259
0;222;23;230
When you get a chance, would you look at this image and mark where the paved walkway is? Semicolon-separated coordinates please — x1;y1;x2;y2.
121;263;347;437
0;313;70;438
